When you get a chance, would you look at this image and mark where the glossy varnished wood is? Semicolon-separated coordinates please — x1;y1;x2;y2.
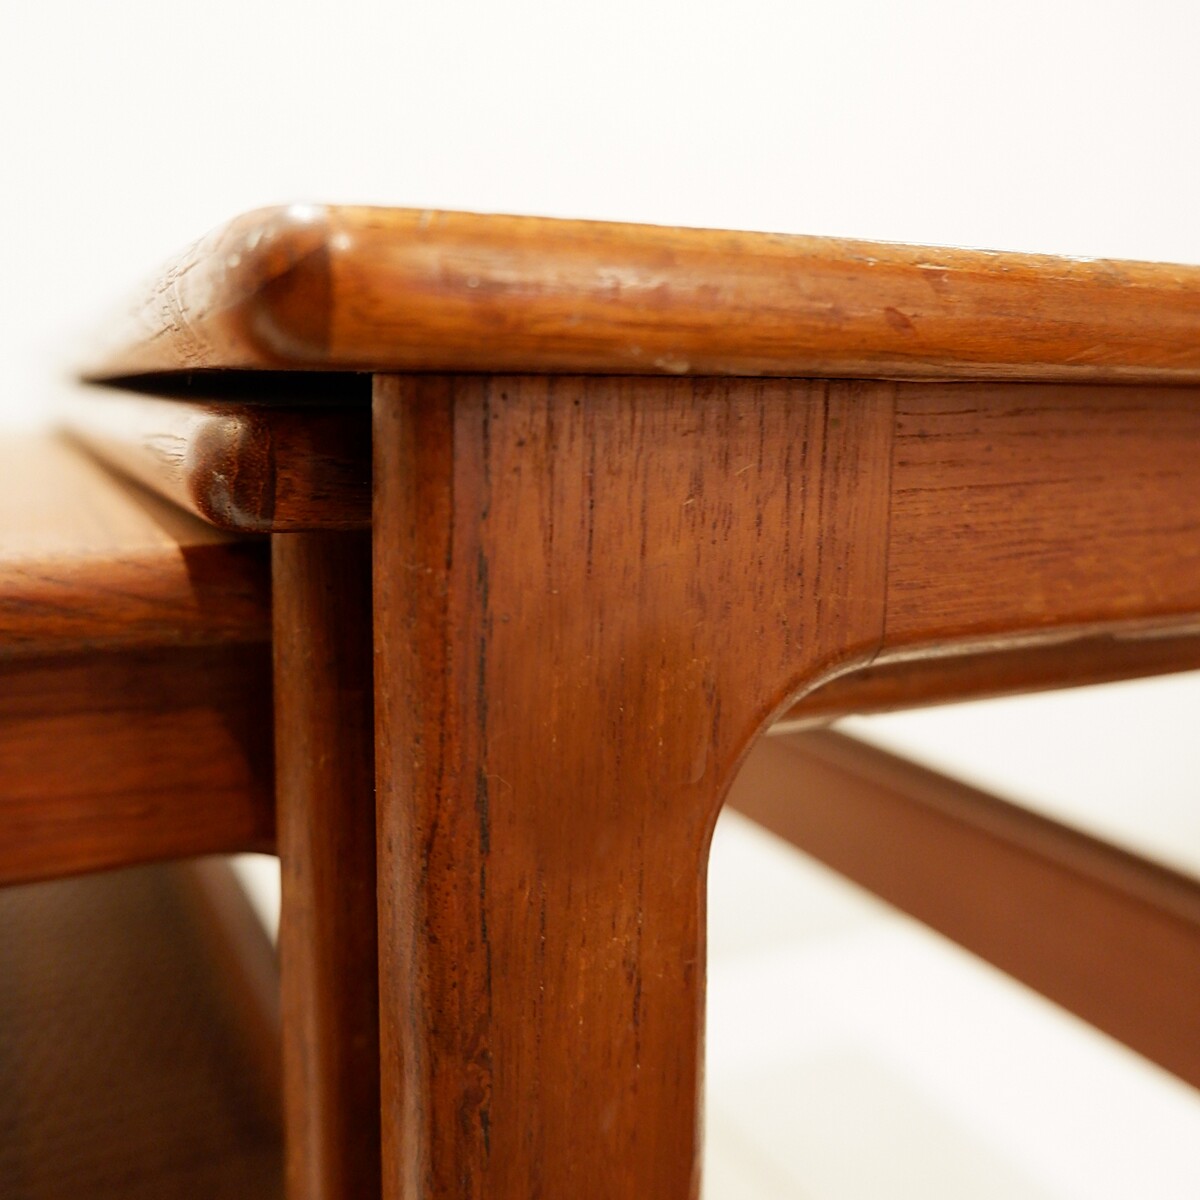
84;206;1200;384
0;437;269;656
273;533;379;1200
373;374;894;1200
728;730;1200;1088
372;369;1200;1199
0;645;275;886
63;387;370;532
0;425;284;878
71;203;1200;1200
769;382;1200;724
0;434;274;884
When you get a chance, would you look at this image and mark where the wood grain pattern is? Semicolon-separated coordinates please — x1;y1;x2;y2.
373;374;894;1200
880;383;1200;651
0;645;275;886
0;437;269;656
65;201;1200;1200
63;387;370;532
273;532;380;1200
371;371;1200;1200
728;729;1200;1088
83;205;1200;384
0;435;275;884
777;381;1200;725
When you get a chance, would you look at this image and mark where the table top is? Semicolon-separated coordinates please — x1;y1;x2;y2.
0;435;269;655
82;205;1200;386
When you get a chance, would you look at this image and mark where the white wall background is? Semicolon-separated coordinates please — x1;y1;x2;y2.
6;3;1200;1195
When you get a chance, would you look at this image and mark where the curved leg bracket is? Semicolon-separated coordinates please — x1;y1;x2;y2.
372;374;894;1200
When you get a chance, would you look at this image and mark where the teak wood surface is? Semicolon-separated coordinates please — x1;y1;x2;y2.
72;206;1200;1200
373;374;893;1200
0;436;268;655
0;645;274;886
779;627;1200;726
273;532;380;1200
82;205;1200;384
0;436;274;884
371;372;1200;1200
64;386;370;532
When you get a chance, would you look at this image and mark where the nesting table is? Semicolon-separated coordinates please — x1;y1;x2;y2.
56;206;1200;1198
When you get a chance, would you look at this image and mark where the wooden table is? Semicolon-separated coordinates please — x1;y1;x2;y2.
72;205;1200;1200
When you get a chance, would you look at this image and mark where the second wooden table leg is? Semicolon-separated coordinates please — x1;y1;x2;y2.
273;531;381;1200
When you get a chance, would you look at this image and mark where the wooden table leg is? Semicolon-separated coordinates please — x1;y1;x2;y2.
372;374;893;1199
273;531;380;1200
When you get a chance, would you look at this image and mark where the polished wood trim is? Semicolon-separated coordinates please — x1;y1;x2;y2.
373;374;893;1200
83;206;1200;384
63;388;370;532
0;436;269;657
273;532;380;1200
179;856;282;1126
0;645;275;887
728;730;1200;1088
780;626;1200;727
